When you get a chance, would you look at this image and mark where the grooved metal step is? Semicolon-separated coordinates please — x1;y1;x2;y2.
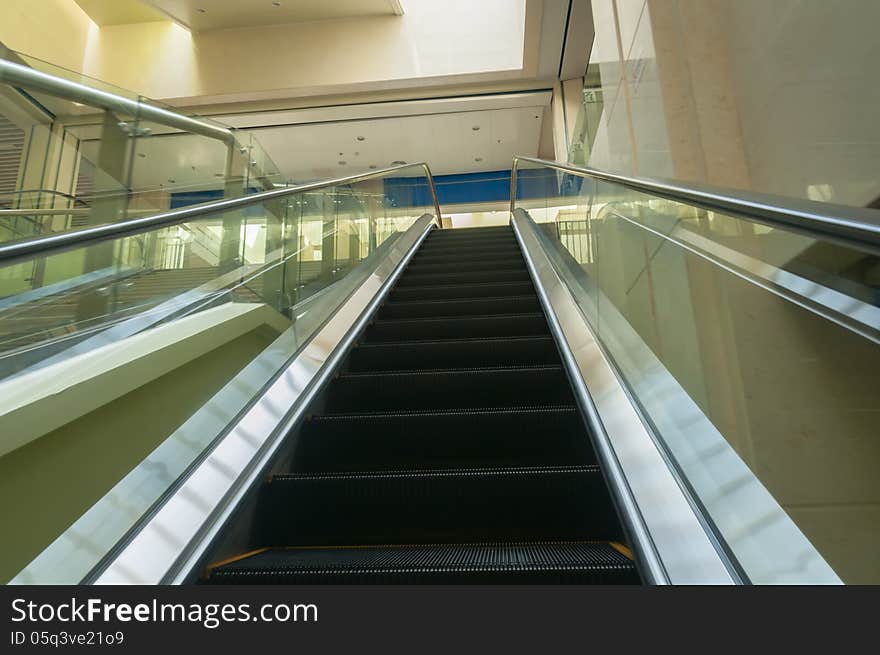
258;466;622;545
324;365;574;411
207;542;638;585
396;268;530;286
389;281;536;301
404;257;525;275
346;335;558;370
378;295;539;319
365;312;549;341
296;405;594;471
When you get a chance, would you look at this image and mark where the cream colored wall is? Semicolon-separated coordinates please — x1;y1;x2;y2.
0;0;96;72
2;0;529;104
82;20;199;101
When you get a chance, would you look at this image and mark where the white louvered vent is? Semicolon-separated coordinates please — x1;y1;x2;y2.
0;113;25;204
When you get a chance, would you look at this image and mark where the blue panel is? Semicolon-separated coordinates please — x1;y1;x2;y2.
382;169;578;209
169;188;263;216
169;190;223;209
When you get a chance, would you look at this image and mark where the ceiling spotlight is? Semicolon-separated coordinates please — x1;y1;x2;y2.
391;160;406;165
474;157;484;162
369;165;378;170
338;160;347;166
472;126;481;131
357;136;366;141
137;153;146;158
272;1;282;7
196;7;206;13
168;178;176;183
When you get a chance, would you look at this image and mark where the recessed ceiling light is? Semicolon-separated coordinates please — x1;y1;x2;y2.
357;136;366;141
168;178;176;183
137;153;146;158
474;157;483;162
392;160;406;165
272;1;282;7
472;126;480;131
196;7;206;13
369;165;377;169
338;160;347;165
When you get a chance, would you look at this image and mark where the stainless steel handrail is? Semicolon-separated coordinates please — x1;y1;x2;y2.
511;156;880;249
0;162;444;264
0;59;234;145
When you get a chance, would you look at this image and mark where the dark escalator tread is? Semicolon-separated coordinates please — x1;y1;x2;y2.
364;313;548;341
346;335;559;370
258;465;623;545
396;269;530;286
323;365;574;411
414;243;522;257
427;227;512;239
295;405;595;471
413;250;522;265
378;295;539;319
404;258;525;275
207;542;638;585
419;240;518;252
390;281;536;301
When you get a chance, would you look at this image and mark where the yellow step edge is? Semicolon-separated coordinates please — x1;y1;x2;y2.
609;541;634;560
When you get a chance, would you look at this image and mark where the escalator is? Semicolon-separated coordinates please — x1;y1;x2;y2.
204;225;640;584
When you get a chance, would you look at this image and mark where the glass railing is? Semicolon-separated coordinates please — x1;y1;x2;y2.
0;48;282;244
0;162;439;583
512;157;880;584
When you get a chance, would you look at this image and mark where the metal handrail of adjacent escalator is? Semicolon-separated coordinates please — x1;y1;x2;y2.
0;58;234;145
508;155;865;583
510;156;880;253
0;161;444;265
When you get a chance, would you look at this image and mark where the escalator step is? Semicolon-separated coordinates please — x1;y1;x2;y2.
207;542;638;584
404;257;525;275
396;269;530;286
414;243;522;258
257;465;623;545
295;406;594;471
346;335;559;371
413;250;522;265
420;238;518;251
389;281;535;301
378;295;539;319
427;226;511;238
323;365;574;411
364;313;548;341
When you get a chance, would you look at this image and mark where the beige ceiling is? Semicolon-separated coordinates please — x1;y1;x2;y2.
73;0;169;26
142;0;404;32
112;104;546;194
